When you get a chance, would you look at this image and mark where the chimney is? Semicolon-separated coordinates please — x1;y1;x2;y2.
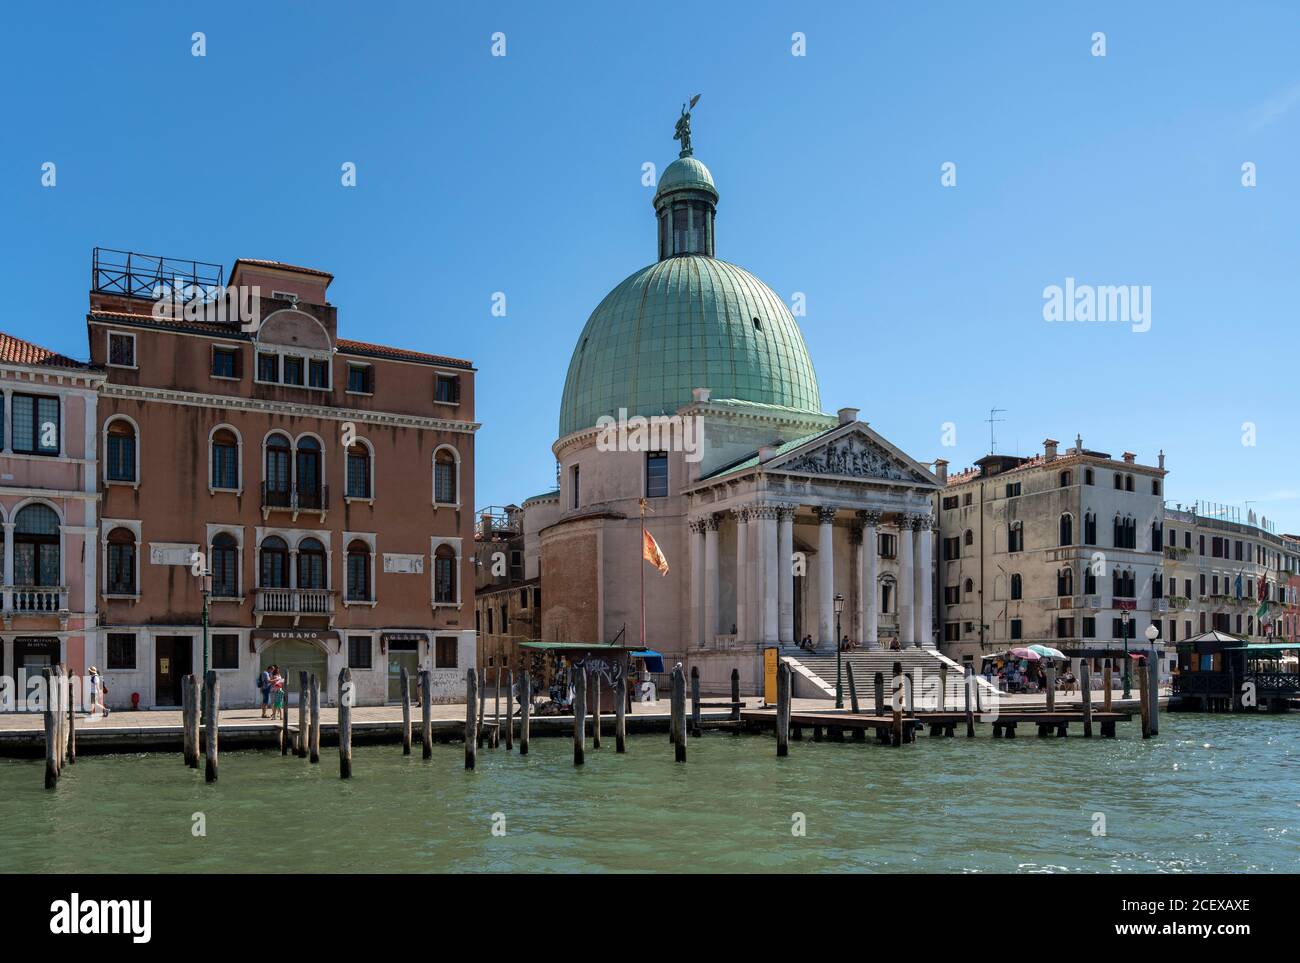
933;458;948;484
1158;449;1165;471
1122;451;1136;464
1043;438;1059;462
837;407;859;425
692;387;711;403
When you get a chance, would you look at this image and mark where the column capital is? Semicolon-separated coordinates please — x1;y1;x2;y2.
704;513;722;532
906;512;934;532
688;517;707;534
776;503;798;521
856;509;883;527
750;502;780;521
814;505;838;525
730;506;750;523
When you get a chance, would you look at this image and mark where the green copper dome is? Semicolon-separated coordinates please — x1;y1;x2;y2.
655;156;717;200
558;255;822;436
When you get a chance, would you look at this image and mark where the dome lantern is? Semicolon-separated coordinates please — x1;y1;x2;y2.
654;98;717;260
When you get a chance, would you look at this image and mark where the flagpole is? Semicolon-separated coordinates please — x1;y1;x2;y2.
640;497;646;648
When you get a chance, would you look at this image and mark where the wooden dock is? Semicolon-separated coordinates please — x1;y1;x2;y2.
741;707;1134;742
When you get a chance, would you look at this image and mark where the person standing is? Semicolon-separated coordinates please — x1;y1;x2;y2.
257;665;272;718
269;666;285;720
87;666;109;718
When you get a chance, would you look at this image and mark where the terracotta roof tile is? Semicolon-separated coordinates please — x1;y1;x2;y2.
231;258;334;279
0;331;90;369
336;339;473;369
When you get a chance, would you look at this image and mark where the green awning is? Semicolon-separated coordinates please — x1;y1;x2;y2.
1244;643;1299;651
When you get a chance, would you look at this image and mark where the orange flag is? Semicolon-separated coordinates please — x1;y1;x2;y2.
643;528;670;576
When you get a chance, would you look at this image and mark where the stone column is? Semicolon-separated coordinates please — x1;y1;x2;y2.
703;515;720;642
916;513;935;648
897;516;915;647
688;518;704;645
858;510;881;649
850;526;864;643
758;504;779;644
2;521;12;614
777;506;795;645
732;507;749;641
816;506;836;648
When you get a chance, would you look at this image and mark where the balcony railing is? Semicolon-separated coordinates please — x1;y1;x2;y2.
261;483;329;515
254;588;335;617
5;586;69;613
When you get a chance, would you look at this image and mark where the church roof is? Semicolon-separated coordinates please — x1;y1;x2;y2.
697;427;835;482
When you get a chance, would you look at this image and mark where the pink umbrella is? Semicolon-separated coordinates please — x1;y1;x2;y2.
1008;647;1041;661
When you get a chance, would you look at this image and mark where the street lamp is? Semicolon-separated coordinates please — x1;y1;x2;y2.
1144;622;1160;692
833;593;846;708
1120;608;1131;698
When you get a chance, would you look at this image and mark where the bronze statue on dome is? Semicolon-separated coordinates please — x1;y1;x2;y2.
674;94;701;157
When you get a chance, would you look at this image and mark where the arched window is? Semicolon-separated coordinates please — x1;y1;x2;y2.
265;434;291;506
1125;474;1135;492
211;532;238;597
1007;521;1023;553
1010;573;1022;600
297;537;326;590
259;536;289;588
1084;511;1097;545
1060;470;1071;488
14;504;59;586
296;437;323;509
1057;567;1074;597
1060;513;1073;546
346;539;371;601
963;577;974;596
434;448;457;505
964;529;974;546
211;428;239;490
105;420;137;483
346;443;371;499
106;527;136;594
880;577;894;614
433;544;457;603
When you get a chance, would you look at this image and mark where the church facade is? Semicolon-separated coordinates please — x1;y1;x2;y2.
524;110;942;692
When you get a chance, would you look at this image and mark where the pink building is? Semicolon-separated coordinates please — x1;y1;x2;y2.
0;332;103;709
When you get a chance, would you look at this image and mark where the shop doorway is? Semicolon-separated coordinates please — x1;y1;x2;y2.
387;641;419;703
260;638;329;706
154;636;192;707
13;638;61;712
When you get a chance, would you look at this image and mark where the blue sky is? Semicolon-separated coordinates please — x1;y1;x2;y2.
3;1;1299;530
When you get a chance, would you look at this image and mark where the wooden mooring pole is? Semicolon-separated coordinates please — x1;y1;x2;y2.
1045;664;1056;712
43;667;58;789
963;665;975;737
400;666;412;755
572;667;586;766
672;665;686;763
776;660;790;757
339;667;353;779
1081;661;1093;737
1137;657;1151;738
204;670;220;783
477;663;487;748
1103;659;1113;712
280;679;289;755
938;663;947;713
890;661;904;747
504;670;514;751
420;669;433;759
1147;649;1160;736
309;674;321;764
520;670;531;756
615;674;627;752
874;671;885;715
731;668;741;721
690;665;701;737
65;666;76;765
182;675;197;767
846;662;860;712
465;668;478;769
592;672;602;749
296;671;308;758
493;662;502;749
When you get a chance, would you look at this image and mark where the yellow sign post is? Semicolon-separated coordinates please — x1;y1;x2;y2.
763;646;778;706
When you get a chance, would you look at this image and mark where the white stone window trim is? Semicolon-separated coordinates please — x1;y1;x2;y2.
253;343;333;391
208;422;245;496
105;329;138;370
102;413;141;490
430;535;462;608
344;361;374;397
101;517;143;601
205;523;246;601
431;443;461;510
342;530;378;606
344;435;375;503
254;526;332;591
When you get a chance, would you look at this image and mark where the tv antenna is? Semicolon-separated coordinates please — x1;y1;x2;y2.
986;407;1006;453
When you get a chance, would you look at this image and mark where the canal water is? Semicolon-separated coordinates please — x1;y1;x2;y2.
1;714;1296;873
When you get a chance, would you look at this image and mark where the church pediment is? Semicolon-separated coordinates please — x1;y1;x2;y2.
773;426;937;487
